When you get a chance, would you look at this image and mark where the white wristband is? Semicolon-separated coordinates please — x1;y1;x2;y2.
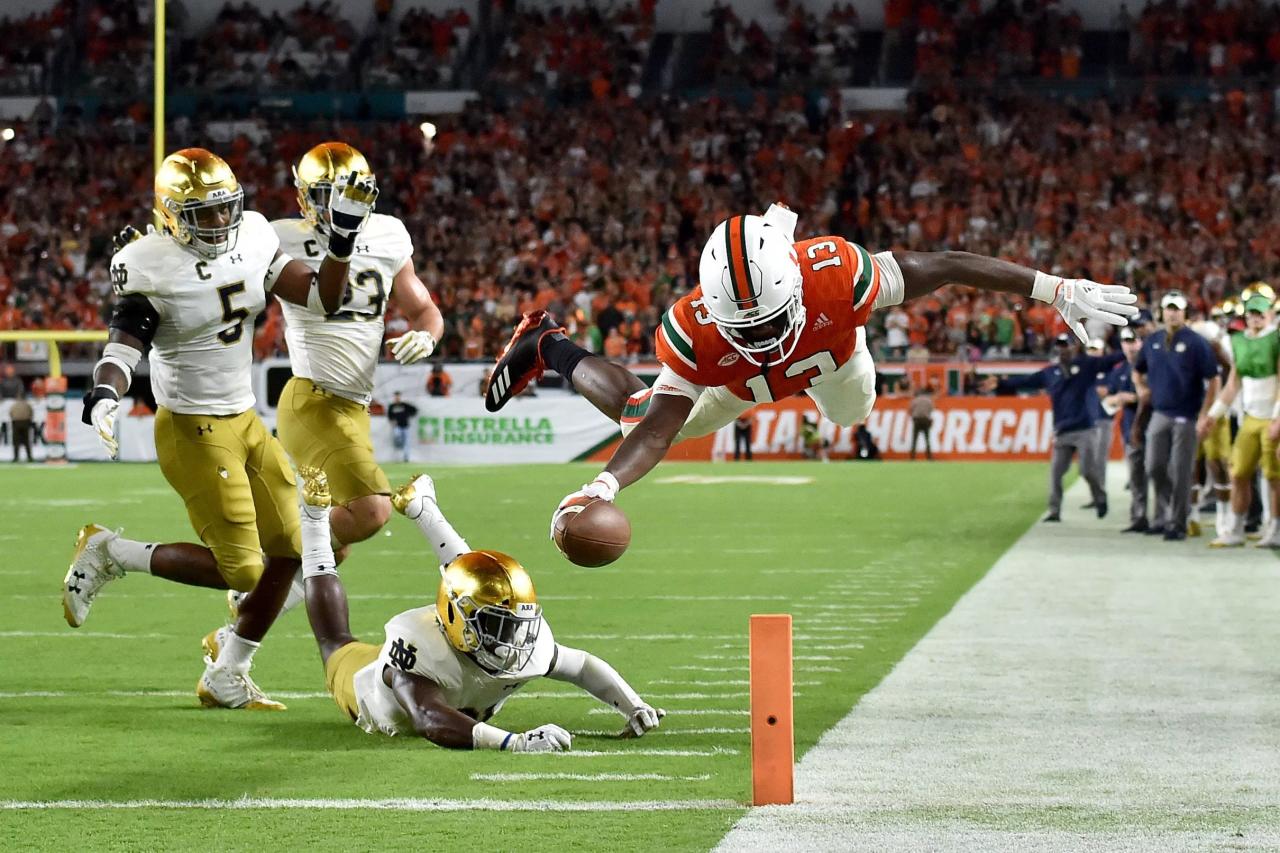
472;721;516;751
1206;400;1227;421
594;471;620;498
1031;271;1062;303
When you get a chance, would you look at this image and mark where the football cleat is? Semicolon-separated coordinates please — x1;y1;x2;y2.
62;524;124;628
484;311;564;412
1186;519;1202;537
391;473;437;520
1209;533;1245;548
226;589;245;621
196;655;286;712
202;625;230;662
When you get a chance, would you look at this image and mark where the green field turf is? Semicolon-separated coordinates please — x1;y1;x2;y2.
0;460;1045;851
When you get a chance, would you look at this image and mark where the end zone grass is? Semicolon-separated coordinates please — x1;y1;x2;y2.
0;461;1044;851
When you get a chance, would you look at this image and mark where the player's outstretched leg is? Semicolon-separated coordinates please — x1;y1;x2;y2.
485;310;646;423
293;466;357;663
62;527;229;628
392;474;473;566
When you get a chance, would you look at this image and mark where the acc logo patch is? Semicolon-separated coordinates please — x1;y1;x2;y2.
718;353;741;367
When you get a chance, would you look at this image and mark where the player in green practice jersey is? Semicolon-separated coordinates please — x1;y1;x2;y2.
1201;294;1280;547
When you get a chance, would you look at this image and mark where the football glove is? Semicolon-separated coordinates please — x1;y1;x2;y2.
1040;276;1139;344
388;330;437;365
326;171;379;259
84;392;120;460
510;723;573;753
111;224;154;252
550;473;619;539
620;703;665;738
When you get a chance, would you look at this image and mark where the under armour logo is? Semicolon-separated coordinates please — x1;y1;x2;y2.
228;253;243;264
388;637;418;670
355;244;370;255
196;424;214;436
68;570;86;594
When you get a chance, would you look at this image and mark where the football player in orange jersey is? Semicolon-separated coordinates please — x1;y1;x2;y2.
482;205;1138;531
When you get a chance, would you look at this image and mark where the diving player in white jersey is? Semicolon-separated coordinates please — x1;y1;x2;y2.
297;467;664;749
62;147;377;710
272;141;443;549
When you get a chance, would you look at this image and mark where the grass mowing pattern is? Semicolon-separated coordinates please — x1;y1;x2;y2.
0;461;1043;851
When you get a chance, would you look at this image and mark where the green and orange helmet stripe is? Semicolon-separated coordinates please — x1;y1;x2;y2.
723;215;758;311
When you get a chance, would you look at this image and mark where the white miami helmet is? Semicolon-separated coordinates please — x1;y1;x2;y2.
698;214;805;367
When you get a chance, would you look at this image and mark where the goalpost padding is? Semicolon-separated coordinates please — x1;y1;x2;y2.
749;613;794;805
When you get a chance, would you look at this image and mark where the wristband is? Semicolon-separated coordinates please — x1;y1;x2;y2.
81;385;121;425
1206;400;1227;421
1030;270;1061;303
472;721;515;751
594;471;620;498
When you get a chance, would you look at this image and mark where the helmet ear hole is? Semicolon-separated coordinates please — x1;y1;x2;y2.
447;601;456;624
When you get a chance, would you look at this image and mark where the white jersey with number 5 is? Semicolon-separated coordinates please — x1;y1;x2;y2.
350;605;556;737
272;213;413;404
108;210;280;415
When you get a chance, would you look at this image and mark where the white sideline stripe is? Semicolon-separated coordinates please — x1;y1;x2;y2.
575;728;748;737
470;773;713;783
648;680;821;687
0;797;738;812
717;464;1280;851
0;689;752;703
0;631;172;639
589;708;747;716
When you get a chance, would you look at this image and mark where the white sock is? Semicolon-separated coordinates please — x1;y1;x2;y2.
301;509;337;579
217;630;259;674
107;538;156;574
405;497;470;565
280;568;306;613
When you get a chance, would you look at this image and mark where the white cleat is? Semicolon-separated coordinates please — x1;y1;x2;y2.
62;524;124;628
1254;526;1280;549
391;473;437;519
1209;533;1246;549
226;589;245;621
196;655;286;711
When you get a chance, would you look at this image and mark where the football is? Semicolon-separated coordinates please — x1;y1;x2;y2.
553;499;632;567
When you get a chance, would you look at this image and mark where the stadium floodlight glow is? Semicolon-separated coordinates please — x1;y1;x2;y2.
420;122;437;140
1;128;14;141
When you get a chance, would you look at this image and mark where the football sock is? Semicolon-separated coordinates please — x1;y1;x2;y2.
280;568;306;613
301;508;337;579
217;631;259;673
541;332;591;379
407;498;471;565
107;537;155;574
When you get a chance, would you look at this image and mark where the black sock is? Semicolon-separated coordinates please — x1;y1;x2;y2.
541;332;591;379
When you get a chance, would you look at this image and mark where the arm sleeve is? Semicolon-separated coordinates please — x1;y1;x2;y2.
650;364;704;401
871;251;905;310
263;250;294;293
545;644;644;715
108;294;162;348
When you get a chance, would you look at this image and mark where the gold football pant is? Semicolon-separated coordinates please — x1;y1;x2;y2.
1197;416;1231;463
154;407;302;591
1231;415;1280;480
277;377;391;505
324;641;381;721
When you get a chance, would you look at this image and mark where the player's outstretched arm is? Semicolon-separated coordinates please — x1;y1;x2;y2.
384;667;573;752
550;391;693;533
545;644;665;737
269;250;351;315
887;250;1138;344
386;264;445;365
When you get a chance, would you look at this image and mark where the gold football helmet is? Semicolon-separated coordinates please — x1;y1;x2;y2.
154;148;244;259
436;550;541;674
293;141;371;232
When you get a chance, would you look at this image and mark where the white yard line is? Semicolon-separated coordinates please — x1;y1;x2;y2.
718;464;1280;852
469;773;713;782
0;797;737;812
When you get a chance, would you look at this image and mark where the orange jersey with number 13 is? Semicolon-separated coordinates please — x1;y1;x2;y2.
655;236;881;402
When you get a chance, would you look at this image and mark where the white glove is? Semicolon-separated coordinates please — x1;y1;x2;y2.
1034;273;1139;344
510;723;573;753
550;472;619;539
326;171;379;240
388;330;437;365
90;398;120;460
620;704;665;738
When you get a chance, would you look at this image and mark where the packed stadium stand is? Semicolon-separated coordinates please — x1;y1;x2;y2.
0;0;1276;379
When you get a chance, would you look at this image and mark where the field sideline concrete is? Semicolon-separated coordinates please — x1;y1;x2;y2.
718;464;1280;852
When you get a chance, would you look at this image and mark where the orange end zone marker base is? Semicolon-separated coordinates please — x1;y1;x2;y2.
749;613;794;806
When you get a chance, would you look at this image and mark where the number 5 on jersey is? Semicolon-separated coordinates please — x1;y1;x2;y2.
217;282;249;345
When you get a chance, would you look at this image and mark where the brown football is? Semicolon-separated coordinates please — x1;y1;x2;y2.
553;499;631;567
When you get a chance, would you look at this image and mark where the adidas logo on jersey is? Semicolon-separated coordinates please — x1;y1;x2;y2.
812;313;833;331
